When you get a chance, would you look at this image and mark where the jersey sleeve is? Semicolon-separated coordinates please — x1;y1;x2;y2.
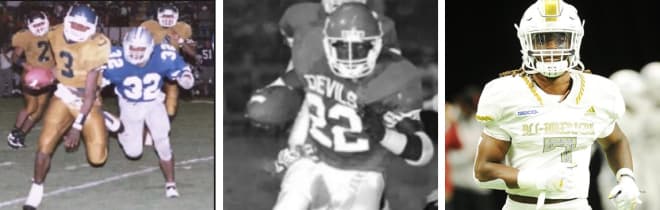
597;79;626;138
475;79;511;141
175;22;192;40
380;16;401;53
101;47;123;84
11;31;27;50
158;44;190;80
82;34;111;71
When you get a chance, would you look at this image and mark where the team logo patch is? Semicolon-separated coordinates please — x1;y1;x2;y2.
585;106;596;115
517;109;539;117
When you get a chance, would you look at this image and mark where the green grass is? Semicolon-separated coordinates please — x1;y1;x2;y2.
0;97;215;210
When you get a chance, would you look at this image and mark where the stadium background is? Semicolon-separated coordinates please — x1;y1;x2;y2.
223;0;439;209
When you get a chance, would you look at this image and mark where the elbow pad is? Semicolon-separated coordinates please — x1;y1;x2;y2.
381;129;434;166
177;70;194;90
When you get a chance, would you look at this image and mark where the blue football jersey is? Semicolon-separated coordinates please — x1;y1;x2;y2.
103;43;189;102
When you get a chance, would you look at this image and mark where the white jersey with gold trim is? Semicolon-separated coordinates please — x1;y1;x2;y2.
475;71;625;199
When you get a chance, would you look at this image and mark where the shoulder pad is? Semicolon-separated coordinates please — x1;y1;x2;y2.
358;55;422;105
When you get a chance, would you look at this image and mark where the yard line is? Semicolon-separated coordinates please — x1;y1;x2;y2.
0;162;14;167
0;156;214;208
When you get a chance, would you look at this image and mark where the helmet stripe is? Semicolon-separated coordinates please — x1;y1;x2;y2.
544;0;560;22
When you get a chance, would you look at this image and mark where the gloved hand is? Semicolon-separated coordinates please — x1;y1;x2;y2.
517;163;577;192
608;168;642;210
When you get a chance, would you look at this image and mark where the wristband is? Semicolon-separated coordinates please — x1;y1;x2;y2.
615;168;635;182
72;114;87;130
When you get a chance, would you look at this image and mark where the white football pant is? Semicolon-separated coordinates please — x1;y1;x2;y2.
117;98;172;160
273;158;385;210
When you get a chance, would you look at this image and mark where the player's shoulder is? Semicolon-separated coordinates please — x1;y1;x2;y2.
87;33;111;49
47;24;64;40
582;71;619;91
11;29;31;44
141;20;159;28
174;21;191;33
284;2;323;17
579;71;624;117
359;53;423;105
379;15;396;30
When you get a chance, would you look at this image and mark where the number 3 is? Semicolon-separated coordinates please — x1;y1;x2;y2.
307;93;369;152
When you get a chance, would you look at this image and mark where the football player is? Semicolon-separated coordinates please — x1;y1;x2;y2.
7;11;55;149
141;3;194;116
23;4;111;210
472;1;641;209
271;3;434;209
103;27;194;198
140;3;195;145
274;0;401;173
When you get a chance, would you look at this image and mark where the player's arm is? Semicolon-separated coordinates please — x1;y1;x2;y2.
379;111;434;166
10;33;30;69
598;124;634;175
164;46;194;89
72;68;101;130
473;133;518;189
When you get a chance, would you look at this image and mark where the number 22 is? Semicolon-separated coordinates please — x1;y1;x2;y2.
307;93;369;152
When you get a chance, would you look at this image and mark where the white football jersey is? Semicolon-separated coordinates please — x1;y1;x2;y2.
475;71;625;199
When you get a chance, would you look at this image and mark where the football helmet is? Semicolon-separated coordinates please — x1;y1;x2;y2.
322;3;382;79
63;4;98;43
516;0;584;78
25;11;49;37
157;4;179;28
640;62;660;103
122;27;155;65
610;69;648;110
321;0;367;14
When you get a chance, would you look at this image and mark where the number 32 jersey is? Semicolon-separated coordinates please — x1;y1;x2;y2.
475;71;625;199
103;44;188;103
291;53;424;172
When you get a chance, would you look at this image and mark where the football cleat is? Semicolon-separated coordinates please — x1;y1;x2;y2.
23;182;43;210
8;128;26;149
165;183;179;198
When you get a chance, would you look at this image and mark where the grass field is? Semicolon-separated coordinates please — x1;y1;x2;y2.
223;115;438;210
0;97;215;210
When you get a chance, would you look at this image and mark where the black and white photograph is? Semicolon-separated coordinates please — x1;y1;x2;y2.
0;1;215;209
223;0;438;209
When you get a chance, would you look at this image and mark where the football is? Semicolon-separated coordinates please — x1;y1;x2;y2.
23;67;55;90
246;85;303;126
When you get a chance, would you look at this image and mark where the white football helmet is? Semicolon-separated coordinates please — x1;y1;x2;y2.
157;4;179;28
63;4;98;43
640;62;660;103
123;27;155;65
25;11;49;37
322;0;367;14
516;0;584;78
323;3;382;79
610;69;648;110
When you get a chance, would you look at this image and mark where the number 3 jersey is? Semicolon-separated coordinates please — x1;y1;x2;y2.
48;24;110;88
288;50;424;172
102;44;188;103
475;71;625;199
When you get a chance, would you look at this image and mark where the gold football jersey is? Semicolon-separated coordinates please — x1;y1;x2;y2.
141;20;192;50
47;24;110;88
11;29;55;69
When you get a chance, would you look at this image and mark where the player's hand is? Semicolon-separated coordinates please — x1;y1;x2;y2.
63;128;81;152
177;70;194;89
608;169;642;210
518;163;577;192
358;103;388;142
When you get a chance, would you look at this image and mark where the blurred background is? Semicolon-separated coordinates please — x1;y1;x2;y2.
446;1;660;210
223;0;438;209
